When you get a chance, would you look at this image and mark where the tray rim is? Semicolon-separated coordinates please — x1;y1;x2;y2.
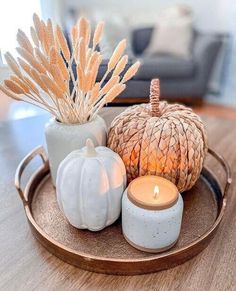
15;147;232;275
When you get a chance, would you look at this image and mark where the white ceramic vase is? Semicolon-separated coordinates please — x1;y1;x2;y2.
45;116;107;185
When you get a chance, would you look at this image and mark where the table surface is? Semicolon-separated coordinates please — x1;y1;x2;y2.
0;109;236;291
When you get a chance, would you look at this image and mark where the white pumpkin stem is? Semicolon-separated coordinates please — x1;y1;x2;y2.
86;138;97;157
150;79;160;117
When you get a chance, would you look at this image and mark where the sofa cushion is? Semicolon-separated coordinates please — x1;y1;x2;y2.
134;56;195;80
144;5;194;59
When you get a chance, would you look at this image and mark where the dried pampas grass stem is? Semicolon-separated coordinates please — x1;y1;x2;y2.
0;14;140;124
93;21;104;49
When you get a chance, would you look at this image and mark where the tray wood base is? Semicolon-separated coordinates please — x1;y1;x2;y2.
15;147;231;275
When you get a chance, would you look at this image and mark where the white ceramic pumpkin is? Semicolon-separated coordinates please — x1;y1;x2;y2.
56;139;127;231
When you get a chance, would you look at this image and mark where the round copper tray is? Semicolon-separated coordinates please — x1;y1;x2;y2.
15;147;231;275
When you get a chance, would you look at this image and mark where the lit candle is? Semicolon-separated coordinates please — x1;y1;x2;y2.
127;176;179;210
122;176;183;253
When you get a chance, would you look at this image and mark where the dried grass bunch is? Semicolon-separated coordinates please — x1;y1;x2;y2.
0;14;140;124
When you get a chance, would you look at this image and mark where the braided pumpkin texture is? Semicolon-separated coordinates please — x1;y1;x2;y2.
107;79;208;192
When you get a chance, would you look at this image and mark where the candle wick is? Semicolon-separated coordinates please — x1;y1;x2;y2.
154;186;159;199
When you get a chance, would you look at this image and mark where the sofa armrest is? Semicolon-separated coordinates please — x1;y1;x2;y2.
132;27;153;55
193;33;223;81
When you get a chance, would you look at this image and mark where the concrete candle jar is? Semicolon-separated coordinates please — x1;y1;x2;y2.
122;176;183;253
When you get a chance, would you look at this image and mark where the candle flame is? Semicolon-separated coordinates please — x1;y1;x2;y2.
154;185;159;199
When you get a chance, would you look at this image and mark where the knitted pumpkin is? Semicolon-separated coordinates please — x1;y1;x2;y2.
107;79;208;192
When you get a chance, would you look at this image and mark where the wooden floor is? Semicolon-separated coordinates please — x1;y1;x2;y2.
194;104;236;121
1;112;236;290
0;91;236;121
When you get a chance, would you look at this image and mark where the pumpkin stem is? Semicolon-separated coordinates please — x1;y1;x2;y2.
150;79;160;117
86;139;97;157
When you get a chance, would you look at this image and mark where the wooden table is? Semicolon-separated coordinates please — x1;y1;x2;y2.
0;111;236;291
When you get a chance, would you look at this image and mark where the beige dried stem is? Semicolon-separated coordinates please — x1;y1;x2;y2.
0;13;140;124
122;61;141;82
113;55;128;76
55;25;70;62
93;21;104;49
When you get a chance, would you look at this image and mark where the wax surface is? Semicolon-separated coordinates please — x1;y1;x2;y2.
128;176;178;210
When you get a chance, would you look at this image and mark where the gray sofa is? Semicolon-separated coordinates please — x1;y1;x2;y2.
97;28;224;103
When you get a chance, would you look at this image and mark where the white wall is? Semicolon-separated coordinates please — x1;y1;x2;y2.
65;0;233;32
40;0;65;25
0;0;41;81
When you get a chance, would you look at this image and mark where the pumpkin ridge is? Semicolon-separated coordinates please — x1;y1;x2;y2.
175;116;189;191
112;118;125;157
150;119;160;176
191;136;202;186
79;162;88;228
187;120;204;188
121;119;145;180
189;116;208;153
109;153;127;188
108;126;118;152
171;116;182;185
185;119;195;189
179;116;192;191
146;117;160;176
172;119;182;188
189;129;198;189
173;119;181;183
58;157;85;226
154;118;166;176
130;129;144;181
97;158;111;226
128;120;147;182
187;116;204;189
138;118;147;176
119;118;134;157
163;120;176;183
139;117;152;177
159;118;173;179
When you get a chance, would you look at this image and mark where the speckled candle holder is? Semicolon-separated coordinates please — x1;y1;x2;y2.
122;176;184;253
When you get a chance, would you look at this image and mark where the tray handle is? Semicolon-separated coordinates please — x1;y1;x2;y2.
15;146;48;205
208;148;232;197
